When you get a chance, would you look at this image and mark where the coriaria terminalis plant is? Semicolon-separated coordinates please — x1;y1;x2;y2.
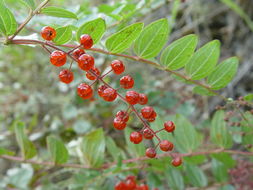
0;0;253;189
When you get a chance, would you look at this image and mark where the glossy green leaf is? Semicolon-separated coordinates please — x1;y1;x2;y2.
211;110;232;148
17;0;35;9
53;25;72;45
166;168;184;190
134;18;169;58
185;40;220;80
106;22;144;53
211;158;229;182
81;128;105;168
185;164;208;187
46;136;69;164
207;57;239;90
76;18;106;44
160;34;198;70
0;147;14;156
0;3;17;36
14;122;37;159
193;86;216;96
41;7;78;19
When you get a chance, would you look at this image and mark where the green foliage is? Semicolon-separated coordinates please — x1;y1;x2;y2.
166;168;185;190
46;136;69;164
14;122;37;159
185;164;207;187
0;147;14;156
193;86;216;96
134;18;169;59
76;18;106;44
41;6;78;19
53;25;72;45
0;2;17;36
106;22;144;53
17;0;35;9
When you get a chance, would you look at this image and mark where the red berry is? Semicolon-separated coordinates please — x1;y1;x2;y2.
102;88;117;102
72;48;85;59
138;93;148;105
78;54;94;71
58;69;74;84
98;85;108;97
86;67;100;80
80;34;93;49
41;26;56;41
125;91;139;105
146;148;156;158
146;111;157;122
116;110;129;122
130;131;142;144
113;117;126;130
111;60;125;75
115;181;127;190
171;157;182;167
125;178;136;190
164;121;175;132
159;140;174;151
138;184;149;190
143;128;154;139
126;175;136;182
141;106;155;119
50;51;67;67
120;75;134;89
77;83;93;99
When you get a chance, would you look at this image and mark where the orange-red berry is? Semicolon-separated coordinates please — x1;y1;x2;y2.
125;91;139;105
114;181;127;190
41;26;56;41
116;110;129;122
138;93;148;105
98;85;108;97
78;54;94;71
141;106;155;119
72;48;85;59
111;60;125;75
59;69;74;84
86;67;100;80
171;157;182;167
102;88;117;102
50;50;67;67
137;184;149;190
77;83;93;99
80;34;93;49
113;117;126;130
159;140;174;151
130;131;142;144
146;148;156;158
143;128;154;139
120;75;134;89
164;121;175;132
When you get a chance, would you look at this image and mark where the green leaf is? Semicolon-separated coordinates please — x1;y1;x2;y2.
0;147;14;156
17;0;35;9
41;7;78;19
185;40;220;80
211;158;229;182
53;25;72;45
166;168;185;190
0;3;17;36
185;164;207;187
46;136;69;164
207;57;239;90
160;34;198;70
106;136;124;160
244;93;253;102
211;153;236;168
81;128;105;168
193;86;216;96
211;110;233;148
134;18;169;59
106;22;144;53
76;18;106;44
14;122;37;159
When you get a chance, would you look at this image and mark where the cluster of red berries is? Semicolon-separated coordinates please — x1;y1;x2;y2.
40;26;183;167
114;175;158;190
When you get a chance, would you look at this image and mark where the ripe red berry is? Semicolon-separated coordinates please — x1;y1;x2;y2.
120;75;134;89
126;175;136;182
146;111;157;122
164;121;175;132
80;34;93;49
97;85;108;97
78;54;94;71
77;83;93;99
86;67;100;80
143;128;154;139
138;93;148;105
171;157;182;167
111;60;125;75
137;184;149;190
116;110;129;122
41;26;56;41
58;69;74;84
102;88;117;102
50;51;67;67
141;106;155;119
125;178;136;190
113;117;126;130
72;48;85;59
130;131;142;144
114;181;127;190
125;91;139;105
159;140;174;151
146;148;156;158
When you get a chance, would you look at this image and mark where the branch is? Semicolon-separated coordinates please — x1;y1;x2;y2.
1;149;252;170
